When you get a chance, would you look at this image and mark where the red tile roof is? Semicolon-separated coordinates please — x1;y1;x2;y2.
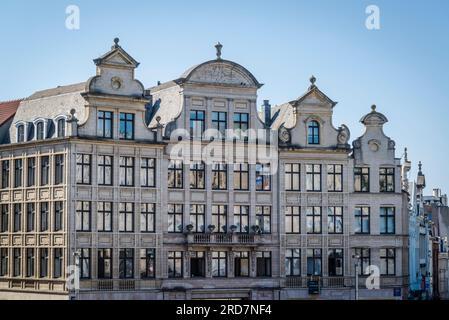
0;99;22;126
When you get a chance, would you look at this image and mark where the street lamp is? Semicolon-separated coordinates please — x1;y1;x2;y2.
352;254;361;300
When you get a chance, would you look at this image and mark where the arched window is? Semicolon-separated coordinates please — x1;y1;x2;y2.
36;122;44;140
307;120;320;145
57;118;66;138
17;125;25;143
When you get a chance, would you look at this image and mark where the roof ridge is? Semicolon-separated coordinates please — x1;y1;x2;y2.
0;98;24;104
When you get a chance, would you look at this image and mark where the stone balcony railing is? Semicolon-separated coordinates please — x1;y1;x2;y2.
186;233;259;245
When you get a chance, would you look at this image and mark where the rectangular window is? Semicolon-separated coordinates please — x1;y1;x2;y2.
256;163;271;191
212;111;227;138
98;111;113;138
380;168;395;192
57;119;65;138
168;204;183;233
306;164;321;191
168;251;183;278
190;110;205;139
26;203;35;232
54;201;63;232
189;204;205;233
0;205;8;233
354;207;370;234
13;248;21;277
328;249;343;276
285;249;301;276
168;160;183;189
40;156;50;186
26;248;34;277
212;163;227;190
14;159;23;188
212;205;227;233
354;167;370;192
189;161;205;189
256;251;272;277
27;158;36;187
233;163;249;190
285;206;300;234
141;203;155;233
256;206;271;234
285;163;300;191
53;248;63;278
119;248;134;279
98;249;112;279
78;248;91;279
54;155;64;185
140;249;156;279
119;202;134;232
1;160;10;189
234;251;250;277
76;154;91;185
380;207;395;234
97;202;113;232
233;205;249;233
380;248;396;275
119;113;135;140
40;202;49;232
75;201;91;232
233;113;249;141
190;251;205;278
39;248;48;278
307;249;322;276
212;251;227;277
306;207;322;234
327;164;343;192
0;248;8;276
141;158;156;187
98;155;113;186
355;248;371;276
328;207;343;234
13;204;21;232
119;156;135;187
17;125;25;142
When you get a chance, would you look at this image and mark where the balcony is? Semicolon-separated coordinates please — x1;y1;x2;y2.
186;233;258;246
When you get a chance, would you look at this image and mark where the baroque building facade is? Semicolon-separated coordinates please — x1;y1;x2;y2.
0;39;409;300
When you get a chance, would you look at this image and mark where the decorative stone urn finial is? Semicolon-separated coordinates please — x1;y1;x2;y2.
371;104;377;112
418;161;422;173
112;37;120;49
215;42;223;60
309;75;317;90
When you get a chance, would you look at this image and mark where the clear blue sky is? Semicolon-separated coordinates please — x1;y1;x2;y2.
1;0;448;194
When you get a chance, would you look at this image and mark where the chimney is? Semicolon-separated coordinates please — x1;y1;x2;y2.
433;188;441;198
263;100;271;128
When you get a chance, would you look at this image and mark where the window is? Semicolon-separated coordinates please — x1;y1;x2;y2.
141;158;156;187
233;163;249;190
327;164;343;192
0;248;8;276
285;249;301;277
119;248;134;279
57;118;65;138
119;202;134;232
13;248;21;277
190;204;205;233
190;251;205;278
119;113;134;140
119;156;134;187
168;160;183;189
40;202;49;232
76;154;91;185
189;162;205;189
13;204;21;232
141;203;155;233
168;204;183;233
98;111;113;138
354;207;370;234
168;251;183;278
233;113;249;141
306;207;322;234
256;252;272;277
285;163;300;191
98;249;112;279
380;168;395;192
354;167;370;192
140;249;156;279
328;249;343;276
39;248;48;278
40;156;50;186
190;110;205;139
97;202;112;232
75;201;91;232
234;252;250;277
54;155;64;185
17;125;25;142
328;207;343;234
54;201;63;231
307;121;320;144
26;248;34;277
212;251;227;277
380;207;395;234
306;164;321;191
380;248;396;275
256;206;271;233
36;121;45;140
233;206;249;233
285;206;300;234
1;160;9;189
256;163;271;191
54;248;63;278
27;158;36;187
212;163;227;190
0;205;8;233
307;249;322;276
212;205;227;233
212;111;227;138
14;159;23;188
98;155;113;186
26;203;35;232
78;248;91;279
355;248;371;276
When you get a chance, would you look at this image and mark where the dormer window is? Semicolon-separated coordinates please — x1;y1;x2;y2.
307;120;320;145
17;125;25;143
57;118;66;138
36;122;45;140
